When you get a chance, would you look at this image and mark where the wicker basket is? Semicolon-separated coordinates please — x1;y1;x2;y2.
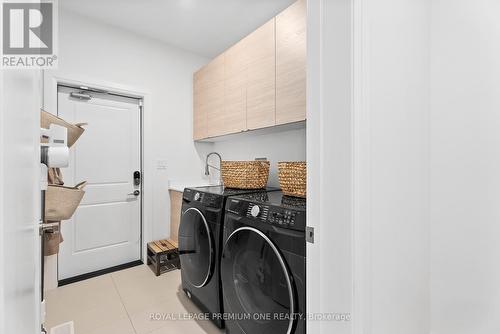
41;110;87;147
45;181;87;220
43;223;63;256
221;161;270;189
278;162;306;198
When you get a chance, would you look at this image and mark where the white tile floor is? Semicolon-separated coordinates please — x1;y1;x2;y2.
45;265;224;334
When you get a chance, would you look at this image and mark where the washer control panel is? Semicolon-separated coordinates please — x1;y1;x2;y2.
183;189;221;209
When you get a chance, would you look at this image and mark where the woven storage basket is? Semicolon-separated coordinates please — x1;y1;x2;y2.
278;162;307;198
45;181;87;220
41;110;87;147
221;161;270;189
43;223;64;256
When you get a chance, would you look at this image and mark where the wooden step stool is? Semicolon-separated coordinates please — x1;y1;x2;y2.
147;239;180;276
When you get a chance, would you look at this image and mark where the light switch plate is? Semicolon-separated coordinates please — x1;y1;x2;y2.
156;160;168;170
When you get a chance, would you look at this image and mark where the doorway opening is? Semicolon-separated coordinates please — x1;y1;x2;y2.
55;84;144;285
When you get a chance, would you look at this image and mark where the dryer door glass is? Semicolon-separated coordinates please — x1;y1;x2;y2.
178;207;214;288
221;227;295;334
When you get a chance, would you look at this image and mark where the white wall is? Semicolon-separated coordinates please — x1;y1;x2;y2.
213;128;306;187
44;9;212;241
430;1;500;333
312;1;500;333
362;0;431;333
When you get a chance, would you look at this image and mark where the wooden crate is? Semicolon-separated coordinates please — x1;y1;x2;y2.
147;239;180;276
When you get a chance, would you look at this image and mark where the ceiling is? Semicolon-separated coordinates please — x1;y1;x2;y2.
60;0;296;58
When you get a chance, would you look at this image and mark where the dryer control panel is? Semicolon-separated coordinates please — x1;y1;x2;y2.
226;197;306;231
268;207;300;227
183;188;222;209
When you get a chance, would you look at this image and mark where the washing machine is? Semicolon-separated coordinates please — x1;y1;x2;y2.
178;186;278;328
221;191;306;334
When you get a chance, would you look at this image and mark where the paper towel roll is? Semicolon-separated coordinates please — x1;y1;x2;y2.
46;146;69;168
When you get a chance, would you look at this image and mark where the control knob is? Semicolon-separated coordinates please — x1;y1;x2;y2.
194;192;201;201
250;205;261;217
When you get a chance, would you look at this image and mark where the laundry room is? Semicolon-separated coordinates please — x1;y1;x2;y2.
4;0;499;334
38;1;307;333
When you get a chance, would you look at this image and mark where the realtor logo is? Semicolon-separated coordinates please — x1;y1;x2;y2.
1;0;58;68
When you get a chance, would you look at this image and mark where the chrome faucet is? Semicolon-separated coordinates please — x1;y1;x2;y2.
205;152;223;187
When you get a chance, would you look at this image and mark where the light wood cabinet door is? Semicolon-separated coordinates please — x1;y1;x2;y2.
276;0;307;125
246;19;276;130
193;0;306;140
194;54;225;139
204;54;225;138
223;41;247;134
169;190;182;244
193;71;207;140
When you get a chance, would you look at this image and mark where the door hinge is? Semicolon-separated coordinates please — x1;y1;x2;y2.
306;226;314;243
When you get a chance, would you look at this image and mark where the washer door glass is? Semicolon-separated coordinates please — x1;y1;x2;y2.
221;227;295;334
179;207;214;288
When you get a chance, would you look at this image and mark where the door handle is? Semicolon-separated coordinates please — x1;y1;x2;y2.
128;190;140;196
39;222;60;236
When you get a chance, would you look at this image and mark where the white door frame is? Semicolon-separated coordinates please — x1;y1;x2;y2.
306;0;355;332
308;0;430;333
0;68;4;334
44;74;153;265
1;70;43;334
306;0;369;333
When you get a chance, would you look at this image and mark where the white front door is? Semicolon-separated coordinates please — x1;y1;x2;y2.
57;86;142;281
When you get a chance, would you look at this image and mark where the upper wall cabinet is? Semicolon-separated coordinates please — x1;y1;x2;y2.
224;40;248;135
194;54;224;139
276;0;307;125
204;54;225;138
193;0;306;140
193;70;207;140
246;19;276;130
